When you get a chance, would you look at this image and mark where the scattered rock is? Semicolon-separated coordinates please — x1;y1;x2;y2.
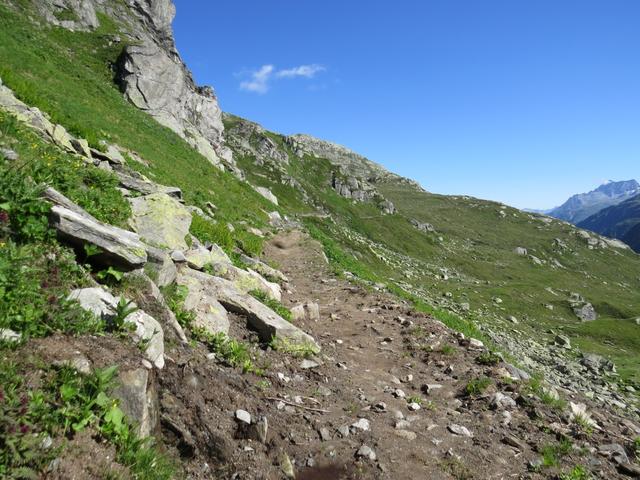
554;334;571;349
351;418;370;432
0;328;22;343
356;445;376;461
448;424;473;437
235;409;251;425
253;186;278;205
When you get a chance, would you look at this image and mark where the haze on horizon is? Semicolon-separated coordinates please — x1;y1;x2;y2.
173;0;640;210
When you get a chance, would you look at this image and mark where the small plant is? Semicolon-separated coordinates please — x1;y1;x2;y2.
572;412;594;435
163;284;196;329
407;395;423;405
269;336;319;358
560;465;591;480
440;344;456;356
634;437;640;460
96;266;124;285
193;329;263;375
440;458;472;480
540;439;573;468
476;351;501;366
106;297;137;334
249;289;293;321
464;376;491;397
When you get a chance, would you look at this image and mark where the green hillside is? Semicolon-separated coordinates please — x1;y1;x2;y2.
1;0;639;386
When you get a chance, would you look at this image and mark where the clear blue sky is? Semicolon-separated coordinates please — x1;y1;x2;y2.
173;0;640;209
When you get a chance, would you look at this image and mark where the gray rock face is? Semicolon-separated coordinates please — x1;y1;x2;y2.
573;303;597;322
50;205;147;270
35;0;99;30
410;219;435;233
116;41;231;168
69;287;165;369
177;268;319;349
111;368;159;438
253;186;278;205
176;268;230;336
129;193;192;250
115;169;182;199
145;246;177;288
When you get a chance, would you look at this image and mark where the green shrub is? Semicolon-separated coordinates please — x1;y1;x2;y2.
192;329;263;375
162;284;195;329
249;289;292;321
0;240;101;339
0;361;175;479
464;376;491;397
189;214;234;253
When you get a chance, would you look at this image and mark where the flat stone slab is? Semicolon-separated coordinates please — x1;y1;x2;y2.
50;205;147;270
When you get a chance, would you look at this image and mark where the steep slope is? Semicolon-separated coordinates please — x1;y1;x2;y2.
547;180;640;224
579;194;640;252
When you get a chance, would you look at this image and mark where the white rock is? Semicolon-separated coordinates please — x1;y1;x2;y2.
235;409;252;425
448;424;473;437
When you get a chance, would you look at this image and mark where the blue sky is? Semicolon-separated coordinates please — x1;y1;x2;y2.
173;0;640;209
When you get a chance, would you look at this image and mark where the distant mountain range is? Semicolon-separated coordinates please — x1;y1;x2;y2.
545;179;640;224
578;194;640;252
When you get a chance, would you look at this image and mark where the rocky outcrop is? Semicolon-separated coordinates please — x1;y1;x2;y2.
35;0;233;169
177;268;318;349
116;42;232;169
129;193;192;250
176;269;230;336
49;202;148;271
68;288;165;369
112;368;159;438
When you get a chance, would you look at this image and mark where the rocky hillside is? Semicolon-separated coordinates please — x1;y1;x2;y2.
579;194;640;253
0;1;639;479
547;180;640;225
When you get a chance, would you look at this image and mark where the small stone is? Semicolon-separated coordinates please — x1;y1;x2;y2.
170;250;187;262
468;338;484;349
395;419;411;430
408;402;421;411
393;389;406;399
254;416;268;444
402;374;413;383
373;402;387;412
337;425;350;438
422;384;443;395
351;418;370;432
319;427;331;441
394;430;417;441
448;424;472;437
506;315;519;324
300;359;320;369
491;392;517;410
235;409;251;425
280;452;295;479
0;148;18;161
0;328;22;343
554;334;571;349
356;445;376;461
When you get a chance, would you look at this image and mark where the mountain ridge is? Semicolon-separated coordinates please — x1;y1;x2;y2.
546;179;640;224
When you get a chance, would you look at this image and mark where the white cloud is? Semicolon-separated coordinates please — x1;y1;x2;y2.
239;64;326;94
275;64;326;79
239;64;274;94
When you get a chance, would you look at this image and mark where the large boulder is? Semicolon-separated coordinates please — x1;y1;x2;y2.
50;205;147;271
175;269;230;336
129;193;192;250
211;262;282;302
177;268;318;349
116;41;230;168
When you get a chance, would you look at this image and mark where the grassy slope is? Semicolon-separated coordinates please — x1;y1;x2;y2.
1;0;638;384
0;2;271;228
227;118;640;384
